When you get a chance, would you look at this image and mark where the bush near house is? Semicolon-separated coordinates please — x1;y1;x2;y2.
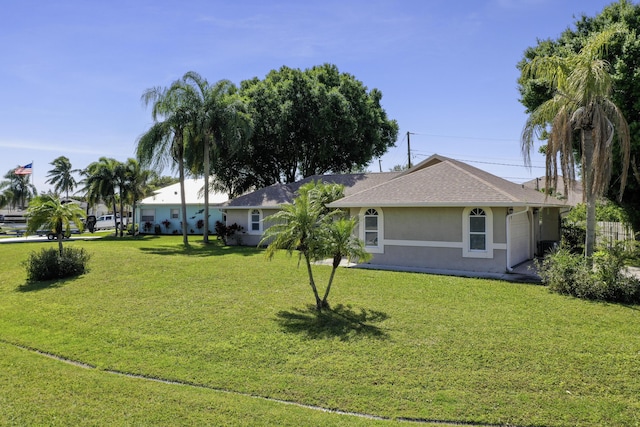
537;243;640;303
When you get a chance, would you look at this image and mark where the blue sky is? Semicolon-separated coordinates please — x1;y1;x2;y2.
0;0;621;192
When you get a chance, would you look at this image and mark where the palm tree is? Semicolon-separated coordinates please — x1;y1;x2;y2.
26;195;86;255
83;157;120;233
46;156;79;200
138;81;192;246
521;25;630;258
260;181;346;311
0;169;37;210
121;158;151;236
317;217;371;309
181;72;252;243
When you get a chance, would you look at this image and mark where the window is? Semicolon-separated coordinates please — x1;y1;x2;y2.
469;208;486;251
141;209;155;223
249;209;262;233
170;208;179;219
364;208;379;247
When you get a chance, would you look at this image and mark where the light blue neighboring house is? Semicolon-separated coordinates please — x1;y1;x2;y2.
137;178;228;235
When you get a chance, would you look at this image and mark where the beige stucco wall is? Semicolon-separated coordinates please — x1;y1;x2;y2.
352;206;509;273
367;246;508;273
224;208;280;246
383;207;463;241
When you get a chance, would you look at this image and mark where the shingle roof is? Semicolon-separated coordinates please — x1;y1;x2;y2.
224;172;401;208
140;178;228;205
329;155;568;208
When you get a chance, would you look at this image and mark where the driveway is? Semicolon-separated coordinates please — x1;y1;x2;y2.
0;235;103;244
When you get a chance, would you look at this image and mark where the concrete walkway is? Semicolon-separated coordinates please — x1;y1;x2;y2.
352;259;541;283
316;258;541;283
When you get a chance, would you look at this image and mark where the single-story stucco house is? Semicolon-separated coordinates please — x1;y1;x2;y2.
137;178;228;235
223;154;569;274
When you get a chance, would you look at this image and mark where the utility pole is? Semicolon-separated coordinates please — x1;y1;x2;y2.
407;131;415;168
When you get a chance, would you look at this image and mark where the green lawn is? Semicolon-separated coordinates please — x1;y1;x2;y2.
0;236;638;426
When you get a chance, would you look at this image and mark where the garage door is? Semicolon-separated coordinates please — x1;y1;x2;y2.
509;213;530;267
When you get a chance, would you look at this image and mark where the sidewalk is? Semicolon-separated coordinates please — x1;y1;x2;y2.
352;259;541;284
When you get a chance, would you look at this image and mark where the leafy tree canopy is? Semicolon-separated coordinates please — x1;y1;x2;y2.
234;64;399;188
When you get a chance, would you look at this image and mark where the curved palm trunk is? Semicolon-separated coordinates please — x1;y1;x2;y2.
203;139;210;244
321;255;342;309
303;254;323;310
583;130;597;260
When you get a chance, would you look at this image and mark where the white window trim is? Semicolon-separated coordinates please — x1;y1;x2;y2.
462;207;494;258
359;207;384;254
248;209;263;235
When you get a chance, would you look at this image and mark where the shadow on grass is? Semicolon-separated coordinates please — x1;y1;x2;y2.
16;276;75;292
275;303;389;341
138;242;262;257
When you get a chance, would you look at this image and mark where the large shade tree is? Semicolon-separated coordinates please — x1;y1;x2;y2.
521;25;630;258
237;64;399;189
46;156;79;200
26;195;86;256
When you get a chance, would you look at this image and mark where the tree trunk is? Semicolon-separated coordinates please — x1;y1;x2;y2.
583;129;597;260
178;156;189;246
131;198;137;236
57;233;64;257
112;199;118;234
203;138;210;244
119;191;124;238
321;255;341;308
303;254;323;310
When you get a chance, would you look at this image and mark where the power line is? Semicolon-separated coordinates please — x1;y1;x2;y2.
412;153;546;169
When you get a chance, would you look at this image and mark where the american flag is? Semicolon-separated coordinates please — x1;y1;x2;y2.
14;163;33;175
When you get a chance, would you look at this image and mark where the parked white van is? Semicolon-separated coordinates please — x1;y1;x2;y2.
94;214;119;230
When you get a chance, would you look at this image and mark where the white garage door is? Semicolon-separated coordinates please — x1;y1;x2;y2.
509;213;530;267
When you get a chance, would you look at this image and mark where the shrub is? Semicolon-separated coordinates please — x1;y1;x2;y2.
23;247;91;282
214;221;244;245
561;218;586;254
537;243;640;304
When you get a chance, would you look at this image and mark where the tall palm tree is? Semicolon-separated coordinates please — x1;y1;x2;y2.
138;81;192;246
26;195;86;256
181;72;252;243
83;157;120;233
260;181;345;311
46;156;79;200
521;25;630;258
